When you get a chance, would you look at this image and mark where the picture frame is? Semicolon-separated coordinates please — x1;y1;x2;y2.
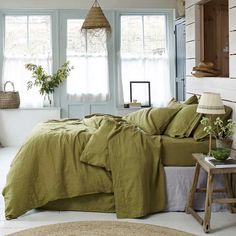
130;81;151;107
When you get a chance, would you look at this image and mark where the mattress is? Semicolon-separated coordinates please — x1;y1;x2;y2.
161;135;210;166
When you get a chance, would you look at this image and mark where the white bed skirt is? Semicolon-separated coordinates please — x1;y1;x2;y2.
164;166;228;212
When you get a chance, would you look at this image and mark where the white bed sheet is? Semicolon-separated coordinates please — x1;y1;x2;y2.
165;166;227;212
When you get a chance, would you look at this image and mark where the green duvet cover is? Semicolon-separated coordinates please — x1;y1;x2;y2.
2;115;166;219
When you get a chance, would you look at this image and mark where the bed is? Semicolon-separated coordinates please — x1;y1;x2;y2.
2;95;232;220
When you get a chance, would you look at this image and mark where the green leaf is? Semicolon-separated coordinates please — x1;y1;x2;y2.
25;61;73;96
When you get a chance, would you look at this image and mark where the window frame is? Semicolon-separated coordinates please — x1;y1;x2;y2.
0;8;175;111
0;9;59;91
0;12;3;90
115;9;176;106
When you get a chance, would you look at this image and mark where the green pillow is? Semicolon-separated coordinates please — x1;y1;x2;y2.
165;104;202;138
168;95;198;109
124;107;180;135
167;98;183;109
193;105;233;140
184;95;199;105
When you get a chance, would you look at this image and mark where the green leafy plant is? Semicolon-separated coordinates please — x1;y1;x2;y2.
200;117;235;140
25;61;73;95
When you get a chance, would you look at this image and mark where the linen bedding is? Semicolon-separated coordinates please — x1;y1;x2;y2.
4;96;229;220
40;136;210;213
2;116;166;220
161;135;209;166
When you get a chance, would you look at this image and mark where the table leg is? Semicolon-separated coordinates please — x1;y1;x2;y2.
224;174;236;213
203;173;213;233
186;163;201;214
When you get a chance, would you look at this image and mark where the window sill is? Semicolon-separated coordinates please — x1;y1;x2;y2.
0;107;61;111
117;107;141;110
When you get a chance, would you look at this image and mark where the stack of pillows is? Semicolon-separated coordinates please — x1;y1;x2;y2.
124;95;232;140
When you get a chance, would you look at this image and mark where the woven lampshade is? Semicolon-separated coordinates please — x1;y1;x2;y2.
197;92;225;114
81;0;111;33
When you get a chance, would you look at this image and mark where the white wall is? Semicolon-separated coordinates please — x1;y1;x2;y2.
0;108;61;146
185;0;236;149
0;0;177;9
185;0;236;96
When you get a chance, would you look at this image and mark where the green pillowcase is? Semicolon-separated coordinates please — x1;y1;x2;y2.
168;95;198;109
167;98;183;109
184;94;199;105
193;105;233;140
165;104;202;138
124;107;180;135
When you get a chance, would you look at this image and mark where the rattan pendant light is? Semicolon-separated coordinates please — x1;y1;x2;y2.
81;0;111;35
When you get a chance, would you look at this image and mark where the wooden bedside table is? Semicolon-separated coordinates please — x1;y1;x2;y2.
186;153;236;233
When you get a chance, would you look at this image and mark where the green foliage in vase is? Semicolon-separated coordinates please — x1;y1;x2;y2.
211;148;231;161
25;62;73;95
200;117;235;140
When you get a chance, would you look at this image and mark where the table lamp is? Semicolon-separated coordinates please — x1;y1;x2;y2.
197;92;225;155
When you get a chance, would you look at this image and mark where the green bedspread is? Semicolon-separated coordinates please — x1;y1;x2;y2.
2;115;166;219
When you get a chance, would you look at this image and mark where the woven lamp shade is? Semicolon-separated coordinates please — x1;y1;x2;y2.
197;92;225;114
81;0;111;33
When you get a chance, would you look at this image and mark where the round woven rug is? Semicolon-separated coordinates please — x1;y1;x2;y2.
8;221;196;236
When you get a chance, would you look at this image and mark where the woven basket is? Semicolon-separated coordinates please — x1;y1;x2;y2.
81;0;111;33
0;81;20;109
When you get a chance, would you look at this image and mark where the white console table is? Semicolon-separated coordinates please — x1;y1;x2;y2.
0;108;61;147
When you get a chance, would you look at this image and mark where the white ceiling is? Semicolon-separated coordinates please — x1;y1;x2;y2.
0;0;177;10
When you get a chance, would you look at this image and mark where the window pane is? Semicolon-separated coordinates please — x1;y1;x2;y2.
5;16;28;56
120;14;171;107
3;15;52;108
28;16;52;56
143;15;166;55
121;15;166;56
5;15;52;57
67;20;107;56
121;16;143;55
67;19;86;55
87;30;107;55
67;19;109;102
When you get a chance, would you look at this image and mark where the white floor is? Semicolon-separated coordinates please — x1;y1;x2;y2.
0;147;236;236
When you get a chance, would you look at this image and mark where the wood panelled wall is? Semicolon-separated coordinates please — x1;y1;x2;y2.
185;0;236;149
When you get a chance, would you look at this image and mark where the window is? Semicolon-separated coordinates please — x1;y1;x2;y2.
66;19;109;102
0;10;174;113
120;15;171;107
2;15;52;107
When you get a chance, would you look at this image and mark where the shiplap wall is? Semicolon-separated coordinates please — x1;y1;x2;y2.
229;5;236;78
185;0;236;80
185;0;236;149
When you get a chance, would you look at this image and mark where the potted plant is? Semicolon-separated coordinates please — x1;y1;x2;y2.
25;62;73;107
201;117;235;160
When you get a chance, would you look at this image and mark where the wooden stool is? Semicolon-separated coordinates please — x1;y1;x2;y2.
186;153;236;233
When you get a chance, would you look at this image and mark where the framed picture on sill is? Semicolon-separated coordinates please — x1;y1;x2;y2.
130;81;151;107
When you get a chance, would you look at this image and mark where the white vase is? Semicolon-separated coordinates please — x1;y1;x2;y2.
43;93;54;107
